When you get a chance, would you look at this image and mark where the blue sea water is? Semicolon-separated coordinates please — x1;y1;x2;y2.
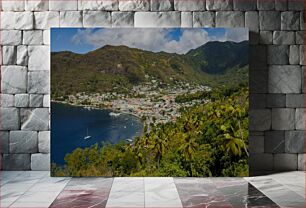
51;102;143;165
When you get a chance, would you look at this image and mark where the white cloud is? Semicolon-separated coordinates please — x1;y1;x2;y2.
71;28;248;54
223;28;249;42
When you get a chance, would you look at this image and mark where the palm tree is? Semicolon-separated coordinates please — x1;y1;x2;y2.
222;134;245;156
133;137;147;167
221;122;248;157
150;130;168;169
238;120;249;157
179;134;198;176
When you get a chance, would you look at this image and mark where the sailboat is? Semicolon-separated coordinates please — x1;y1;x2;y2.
84;128;91;140
126;139;133;143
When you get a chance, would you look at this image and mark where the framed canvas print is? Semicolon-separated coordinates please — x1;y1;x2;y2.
51;28;249;177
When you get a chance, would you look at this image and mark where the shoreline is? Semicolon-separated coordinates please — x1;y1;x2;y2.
51;84;210;126
51;100;145;166
51;100;143;120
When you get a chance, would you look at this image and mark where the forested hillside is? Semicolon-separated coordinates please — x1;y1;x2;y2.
52;85;249;177
51;40;249;177
51;41;248;98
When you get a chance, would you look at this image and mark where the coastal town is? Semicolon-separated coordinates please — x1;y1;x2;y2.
55;77;211;125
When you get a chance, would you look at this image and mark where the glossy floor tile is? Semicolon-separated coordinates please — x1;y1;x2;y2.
1;171;51;208
0;171;304;208
174;178;232;208
245;175;305;208
144;177;183;208
175;178;281;208
50;178;113;208
106;191;145;208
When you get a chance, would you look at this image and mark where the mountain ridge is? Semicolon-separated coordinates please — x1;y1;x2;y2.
51;41;248;98
52;40;248;56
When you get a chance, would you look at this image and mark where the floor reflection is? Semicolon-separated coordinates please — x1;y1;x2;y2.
50;178;113;208
175;178;280;208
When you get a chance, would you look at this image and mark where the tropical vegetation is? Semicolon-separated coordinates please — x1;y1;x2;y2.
51;85;249;177
51;41;248;98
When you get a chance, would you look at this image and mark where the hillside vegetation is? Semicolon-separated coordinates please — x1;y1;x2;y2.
187;41;248;74
51;40;249;177
51;41;248;98
52;86;249;177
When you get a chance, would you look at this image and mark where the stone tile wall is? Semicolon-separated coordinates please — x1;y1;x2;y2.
0;0;304;175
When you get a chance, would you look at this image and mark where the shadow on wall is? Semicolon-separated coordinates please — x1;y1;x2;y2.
248;30;304;176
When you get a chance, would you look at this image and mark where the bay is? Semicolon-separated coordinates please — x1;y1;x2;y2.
51;102;143;165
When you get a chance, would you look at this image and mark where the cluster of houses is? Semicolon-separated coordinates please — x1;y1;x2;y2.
65;79;211;125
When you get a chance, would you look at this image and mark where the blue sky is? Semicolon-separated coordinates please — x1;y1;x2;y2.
51;28;248;54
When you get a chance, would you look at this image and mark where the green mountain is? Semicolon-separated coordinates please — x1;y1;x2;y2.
51;41;248;98
186;41;249;74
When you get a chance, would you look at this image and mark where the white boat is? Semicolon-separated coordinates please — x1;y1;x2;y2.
84;106;92;111
126;139;133;143
84;128;91;140
109;112;121;117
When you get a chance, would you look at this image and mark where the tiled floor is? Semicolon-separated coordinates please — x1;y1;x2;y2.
1;171;305;208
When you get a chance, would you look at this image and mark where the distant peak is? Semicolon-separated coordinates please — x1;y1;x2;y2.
51;50;81;56
186;40;248;54
101;45;132;50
